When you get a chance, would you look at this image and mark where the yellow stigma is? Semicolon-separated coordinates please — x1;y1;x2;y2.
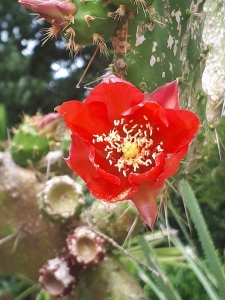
121;141;139;159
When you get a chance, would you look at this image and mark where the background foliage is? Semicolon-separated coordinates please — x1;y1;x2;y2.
0;0;111;128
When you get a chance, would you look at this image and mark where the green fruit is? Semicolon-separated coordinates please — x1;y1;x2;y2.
11;118;54;167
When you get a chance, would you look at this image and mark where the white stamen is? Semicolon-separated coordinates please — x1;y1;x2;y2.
156;145;163;152
152;152;157;160
106;151;112;159
92;117;164;177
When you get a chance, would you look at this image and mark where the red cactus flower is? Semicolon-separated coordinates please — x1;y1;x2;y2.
56;76;200;229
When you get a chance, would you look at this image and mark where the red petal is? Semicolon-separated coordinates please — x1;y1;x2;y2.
154;148;188;188
65;134;98;183
85;79;144;120
87;177;138;202
129;152;164;185
56;100;111;143
122;101;169;127
144;80;180;110
131;182;164;229
155;109;200;153
89;146;120;185
123;102;199;155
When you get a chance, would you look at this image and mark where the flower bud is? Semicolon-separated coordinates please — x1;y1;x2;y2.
31;112;61;138
39;253;82;297
67;226;106;267
18;0;77;28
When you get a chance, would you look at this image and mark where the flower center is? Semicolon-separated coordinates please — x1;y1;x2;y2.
92;116;163;177
121;141;139;159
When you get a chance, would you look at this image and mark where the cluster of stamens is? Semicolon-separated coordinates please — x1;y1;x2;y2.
93;115;164;177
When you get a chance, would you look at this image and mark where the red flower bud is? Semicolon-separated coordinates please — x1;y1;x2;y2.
18;0;76;28
56;76;200;229
31;112;61;137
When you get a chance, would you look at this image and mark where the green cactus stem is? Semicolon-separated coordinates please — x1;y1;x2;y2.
112;0;205;97
89;200;143;246
73;255;147;300
65;0;118;55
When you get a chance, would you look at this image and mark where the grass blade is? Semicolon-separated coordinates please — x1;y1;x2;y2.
171;235;220;300
179;179;225;297
136;234;182;300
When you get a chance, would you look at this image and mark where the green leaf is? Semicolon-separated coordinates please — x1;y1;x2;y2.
0;104;7;140
171;235;220;300
13;284;38;300
36;289;52;300
136;235;182;300
132;261;168;300
179;179;225;297
168;201;195;249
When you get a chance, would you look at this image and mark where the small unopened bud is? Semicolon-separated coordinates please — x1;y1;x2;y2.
32;112;61;137
39;253;82;297
18;0;77;28
67;226;106;267
37;175;84;222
